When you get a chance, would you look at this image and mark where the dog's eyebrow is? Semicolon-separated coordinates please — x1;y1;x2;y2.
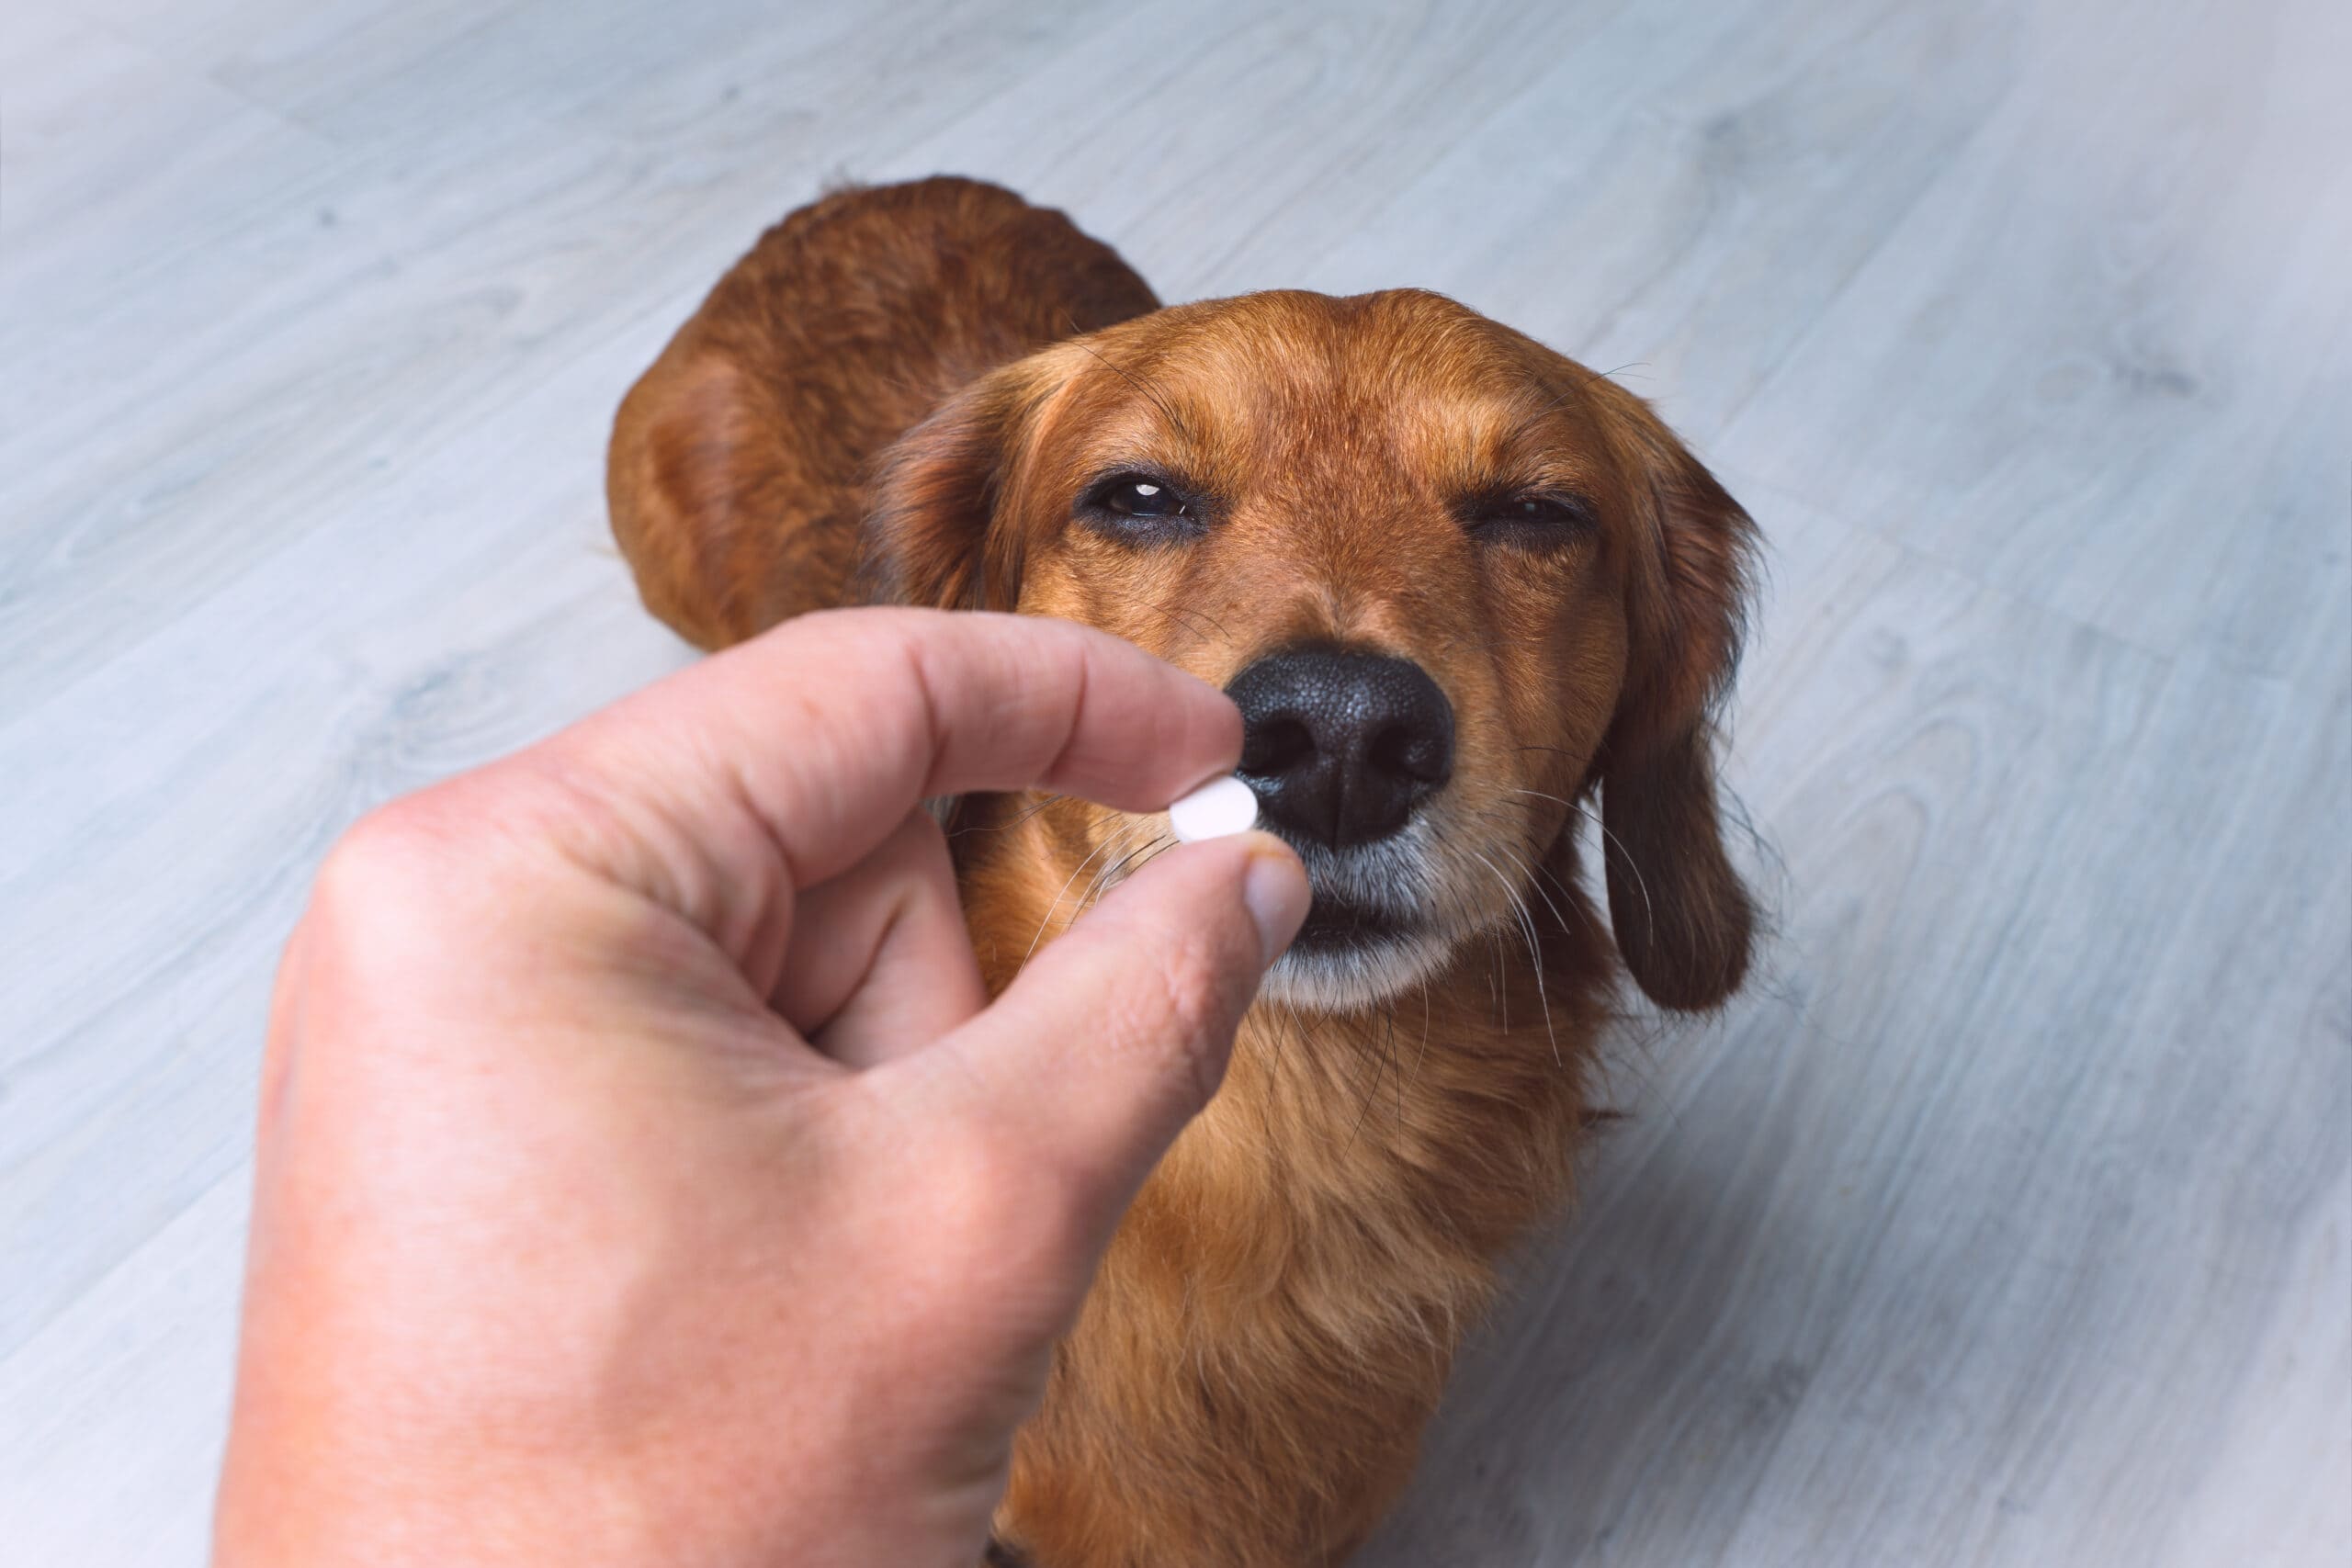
1456;437;1608;503
1453;398;1590;485
1061;315;1199;446
1505;391;1585;455
1503;359;1645;451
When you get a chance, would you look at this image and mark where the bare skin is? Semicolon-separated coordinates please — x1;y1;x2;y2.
211;608;1310;1568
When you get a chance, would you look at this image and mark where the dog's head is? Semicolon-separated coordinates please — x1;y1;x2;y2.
859;289;1755;1014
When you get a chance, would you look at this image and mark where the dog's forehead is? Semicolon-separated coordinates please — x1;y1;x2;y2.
1087;289;1596;476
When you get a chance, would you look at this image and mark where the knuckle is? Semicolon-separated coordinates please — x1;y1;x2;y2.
314;770;556;914
306;781;521;962
313;798;441;906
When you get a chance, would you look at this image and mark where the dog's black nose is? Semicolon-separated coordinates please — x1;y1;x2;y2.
1227;649;1453;848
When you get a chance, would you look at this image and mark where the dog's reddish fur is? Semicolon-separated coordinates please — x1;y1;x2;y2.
609;176;1756;1567
611;178;1159;644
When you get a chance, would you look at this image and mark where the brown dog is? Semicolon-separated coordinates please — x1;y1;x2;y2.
609;175;1756;1567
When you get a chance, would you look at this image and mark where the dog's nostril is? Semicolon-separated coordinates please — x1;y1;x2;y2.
1367;719;1448;784
1241;716;1316;778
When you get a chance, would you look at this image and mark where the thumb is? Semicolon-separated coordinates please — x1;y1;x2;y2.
913;829;1308;1244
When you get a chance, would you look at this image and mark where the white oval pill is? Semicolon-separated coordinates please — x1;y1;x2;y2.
1168;774;1260;842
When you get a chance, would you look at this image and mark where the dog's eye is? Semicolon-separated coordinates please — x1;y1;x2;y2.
1463;491;1600;544
1098;476;1192;519
1079;472;1205;542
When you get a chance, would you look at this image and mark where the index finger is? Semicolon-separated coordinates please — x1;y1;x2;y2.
539;606;1240;897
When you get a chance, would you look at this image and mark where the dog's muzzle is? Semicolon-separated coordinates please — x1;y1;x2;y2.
1227;646;1454;959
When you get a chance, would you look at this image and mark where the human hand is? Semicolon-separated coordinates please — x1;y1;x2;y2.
211;608;1309;1567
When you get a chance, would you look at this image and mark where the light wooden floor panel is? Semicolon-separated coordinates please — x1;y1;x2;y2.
3;2;2345;1562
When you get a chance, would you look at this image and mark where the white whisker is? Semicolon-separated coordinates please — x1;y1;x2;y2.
1470;848;1560;1069
1024;814;1152;963
1510;785;1653;948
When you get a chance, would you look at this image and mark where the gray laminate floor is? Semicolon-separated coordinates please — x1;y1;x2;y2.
3;1;2346;1562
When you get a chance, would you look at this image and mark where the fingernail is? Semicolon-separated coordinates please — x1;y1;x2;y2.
1240;839;1310;968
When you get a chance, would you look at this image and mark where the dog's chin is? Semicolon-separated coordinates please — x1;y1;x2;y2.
1255;897;1458;1013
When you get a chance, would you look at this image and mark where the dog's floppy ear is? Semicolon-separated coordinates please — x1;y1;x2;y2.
853;354;1071;611
609;350;852;649
1586;378;1759;1011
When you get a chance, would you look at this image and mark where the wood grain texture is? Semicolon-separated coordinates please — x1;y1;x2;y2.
1;0;2344;1562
